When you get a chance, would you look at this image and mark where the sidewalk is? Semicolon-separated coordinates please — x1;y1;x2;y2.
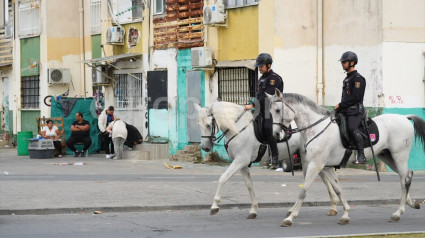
1;147;425;215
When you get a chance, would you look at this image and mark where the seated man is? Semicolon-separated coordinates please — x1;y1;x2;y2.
66;112;92;157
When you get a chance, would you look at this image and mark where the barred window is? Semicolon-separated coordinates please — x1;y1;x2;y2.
114;73;143;109
218;67;257;105
90;0;102;34
21;76;40;109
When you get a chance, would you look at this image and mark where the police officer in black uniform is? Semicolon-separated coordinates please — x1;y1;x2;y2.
335;51;367;164
245;53;284;168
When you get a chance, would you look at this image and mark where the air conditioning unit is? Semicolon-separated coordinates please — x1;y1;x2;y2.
106;26;125;45
203;1;226;25
192;47;212;68
92;65;110;85
48;68;71;84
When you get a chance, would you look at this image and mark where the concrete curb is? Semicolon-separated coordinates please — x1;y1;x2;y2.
2;198;422;216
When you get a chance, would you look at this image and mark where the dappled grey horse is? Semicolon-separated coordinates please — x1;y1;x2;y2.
195;102;345;219
268;90;424;226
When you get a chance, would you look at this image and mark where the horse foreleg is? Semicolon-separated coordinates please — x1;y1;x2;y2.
211;160;248;216
282;162;322;227
240;166;258;219
322;168;351;224
319;169;339;216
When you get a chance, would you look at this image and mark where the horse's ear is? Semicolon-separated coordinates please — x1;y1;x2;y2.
194;103;202;112
275;88;283;100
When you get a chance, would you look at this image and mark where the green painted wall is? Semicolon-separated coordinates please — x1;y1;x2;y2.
149;109;168;138
91;34;102;59
20;37;40;76
383;108;425;171
21;110;40;135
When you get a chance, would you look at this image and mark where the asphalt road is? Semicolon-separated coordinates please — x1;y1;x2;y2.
1;205;424;238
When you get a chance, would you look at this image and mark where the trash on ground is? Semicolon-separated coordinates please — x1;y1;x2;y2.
299;184;303;188
3;171;9;175
92;211;102;214
163;161;182;169
57;162;86;166
281;184;286;187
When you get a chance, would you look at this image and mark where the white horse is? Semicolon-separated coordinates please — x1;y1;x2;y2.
194;102;345;219
268;91;424;226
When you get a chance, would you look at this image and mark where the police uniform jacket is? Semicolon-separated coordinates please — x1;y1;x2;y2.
338;70;366;116
256;69;284;105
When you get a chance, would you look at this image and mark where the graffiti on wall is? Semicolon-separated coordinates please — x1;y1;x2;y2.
388;96;405;105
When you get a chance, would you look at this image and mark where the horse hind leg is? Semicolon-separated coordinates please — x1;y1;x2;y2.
380;149;411;222
240;167;259;219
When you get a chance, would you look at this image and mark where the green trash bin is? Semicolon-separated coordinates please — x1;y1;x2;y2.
17;131;33;156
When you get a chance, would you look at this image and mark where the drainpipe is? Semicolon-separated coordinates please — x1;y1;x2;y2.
316;0;324;105
79;0;86;96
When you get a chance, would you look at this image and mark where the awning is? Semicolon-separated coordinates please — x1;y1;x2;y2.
215;59;256;71
82;53;143;65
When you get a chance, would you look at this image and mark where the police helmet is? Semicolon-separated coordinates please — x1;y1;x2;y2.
255;53;273;67
339;51;358;65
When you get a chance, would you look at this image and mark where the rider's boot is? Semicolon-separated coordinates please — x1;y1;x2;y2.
269;141;279;169
352;129;367;164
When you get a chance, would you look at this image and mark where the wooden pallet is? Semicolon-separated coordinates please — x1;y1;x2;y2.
153;0;204;50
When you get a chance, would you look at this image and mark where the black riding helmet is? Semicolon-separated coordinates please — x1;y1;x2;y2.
339;51;358;65
255;53;273;67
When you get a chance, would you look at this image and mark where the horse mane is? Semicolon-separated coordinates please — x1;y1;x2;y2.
210;102;253;135
283;93;331;115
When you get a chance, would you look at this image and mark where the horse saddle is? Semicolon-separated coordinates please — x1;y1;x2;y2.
336;113;379;150
249;113;293;167
253;113;292;144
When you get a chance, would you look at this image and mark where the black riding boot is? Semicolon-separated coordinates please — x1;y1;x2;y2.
352;129;367;164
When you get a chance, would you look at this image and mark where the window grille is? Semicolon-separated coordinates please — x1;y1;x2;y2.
226;0;258;9
114;73;143;109
218;67;257;105
90;0;102;34
21;76;40;109
19;0;40;38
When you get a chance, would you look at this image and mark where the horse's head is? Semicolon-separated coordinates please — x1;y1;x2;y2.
267;89;296;135
194;104;218;152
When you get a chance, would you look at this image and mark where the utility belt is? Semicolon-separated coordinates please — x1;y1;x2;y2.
347;103;364;116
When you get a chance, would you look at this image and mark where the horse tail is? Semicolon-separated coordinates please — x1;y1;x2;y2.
407;115;425;151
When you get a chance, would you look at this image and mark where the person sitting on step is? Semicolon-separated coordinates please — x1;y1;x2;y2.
66;112;92;157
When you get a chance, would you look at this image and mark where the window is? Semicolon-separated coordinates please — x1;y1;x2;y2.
226;0;258;9
218;67;257;105
90;0;102;34
153;0;165;15
21;76;40;109
109;0;143;23
19;0;40;38
114;73;143;109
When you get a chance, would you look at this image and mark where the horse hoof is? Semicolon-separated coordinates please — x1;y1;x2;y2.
281;219;293;227
338;218;350;225
247;213;257;219
210;208;219;215
389;215;400;222
413;200;421;209
328;209;338;216
286;211;292;218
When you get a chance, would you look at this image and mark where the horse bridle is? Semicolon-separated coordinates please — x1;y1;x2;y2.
201;115;219;142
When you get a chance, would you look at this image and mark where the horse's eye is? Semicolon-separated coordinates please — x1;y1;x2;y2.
206;125;211;129
276;109;281;114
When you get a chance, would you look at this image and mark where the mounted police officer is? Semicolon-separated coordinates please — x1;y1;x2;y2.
245;53;284;168
334;51;367;164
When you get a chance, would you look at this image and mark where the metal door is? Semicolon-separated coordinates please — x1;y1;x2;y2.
186;71;201;142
